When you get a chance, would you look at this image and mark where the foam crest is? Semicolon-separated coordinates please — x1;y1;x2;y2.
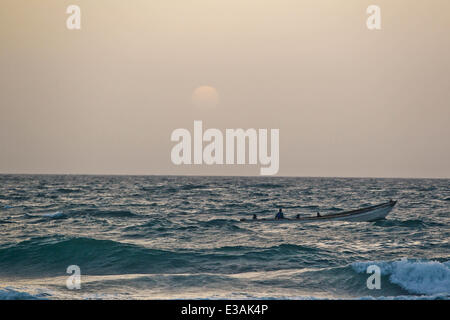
352;259;450;295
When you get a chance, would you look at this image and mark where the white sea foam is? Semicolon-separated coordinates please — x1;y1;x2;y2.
42;211;65;218
352;259;450;295
0;287;51;300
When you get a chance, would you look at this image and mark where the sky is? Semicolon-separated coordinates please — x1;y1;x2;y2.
0;0;449;178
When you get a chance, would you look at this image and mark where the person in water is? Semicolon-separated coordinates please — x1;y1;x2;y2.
252;214;257;220
316;212;321;217
275;208;284;219
295;214;300;219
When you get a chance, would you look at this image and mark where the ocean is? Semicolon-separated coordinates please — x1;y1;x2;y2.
0;175;448;300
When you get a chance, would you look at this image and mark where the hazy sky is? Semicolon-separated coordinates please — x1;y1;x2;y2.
1;0;449;177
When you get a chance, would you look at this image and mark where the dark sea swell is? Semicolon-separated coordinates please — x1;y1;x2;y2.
0;175;449;299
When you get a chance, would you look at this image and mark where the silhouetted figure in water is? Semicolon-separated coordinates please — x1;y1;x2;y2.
296;214;300;219
275;208;284;219
317;212;321;217
252;214;257;220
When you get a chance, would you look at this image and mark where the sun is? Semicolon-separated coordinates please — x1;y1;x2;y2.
191;86;219;109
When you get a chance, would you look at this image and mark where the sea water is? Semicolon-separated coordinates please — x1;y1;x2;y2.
0;175;448;300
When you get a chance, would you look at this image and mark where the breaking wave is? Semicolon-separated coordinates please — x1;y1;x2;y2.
352;259;450;295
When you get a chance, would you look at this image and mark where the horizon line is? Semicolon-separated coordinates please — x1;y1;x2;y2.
0;172;448;180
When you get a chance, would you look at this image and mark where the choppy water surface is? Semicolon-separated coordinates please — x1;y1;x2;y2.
0;175;448;299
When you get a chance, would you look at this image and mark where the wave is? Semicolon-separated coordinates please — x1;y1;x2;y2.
26;209;140;220
77;209;139;218
0;237;154;276
12;237;445;294
373;219;427;228
253;183;284;189
56;188;82;194
179;184;208;191
42;211;65;219
197;219;246;232
1;248;448;299
0;287;51;300
0;236;199;275
352;259;450;295
0;237;326;277
212;243;320;255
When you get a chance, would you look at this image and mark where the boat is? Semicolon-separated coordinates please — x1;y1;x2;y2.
240;200;397;223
